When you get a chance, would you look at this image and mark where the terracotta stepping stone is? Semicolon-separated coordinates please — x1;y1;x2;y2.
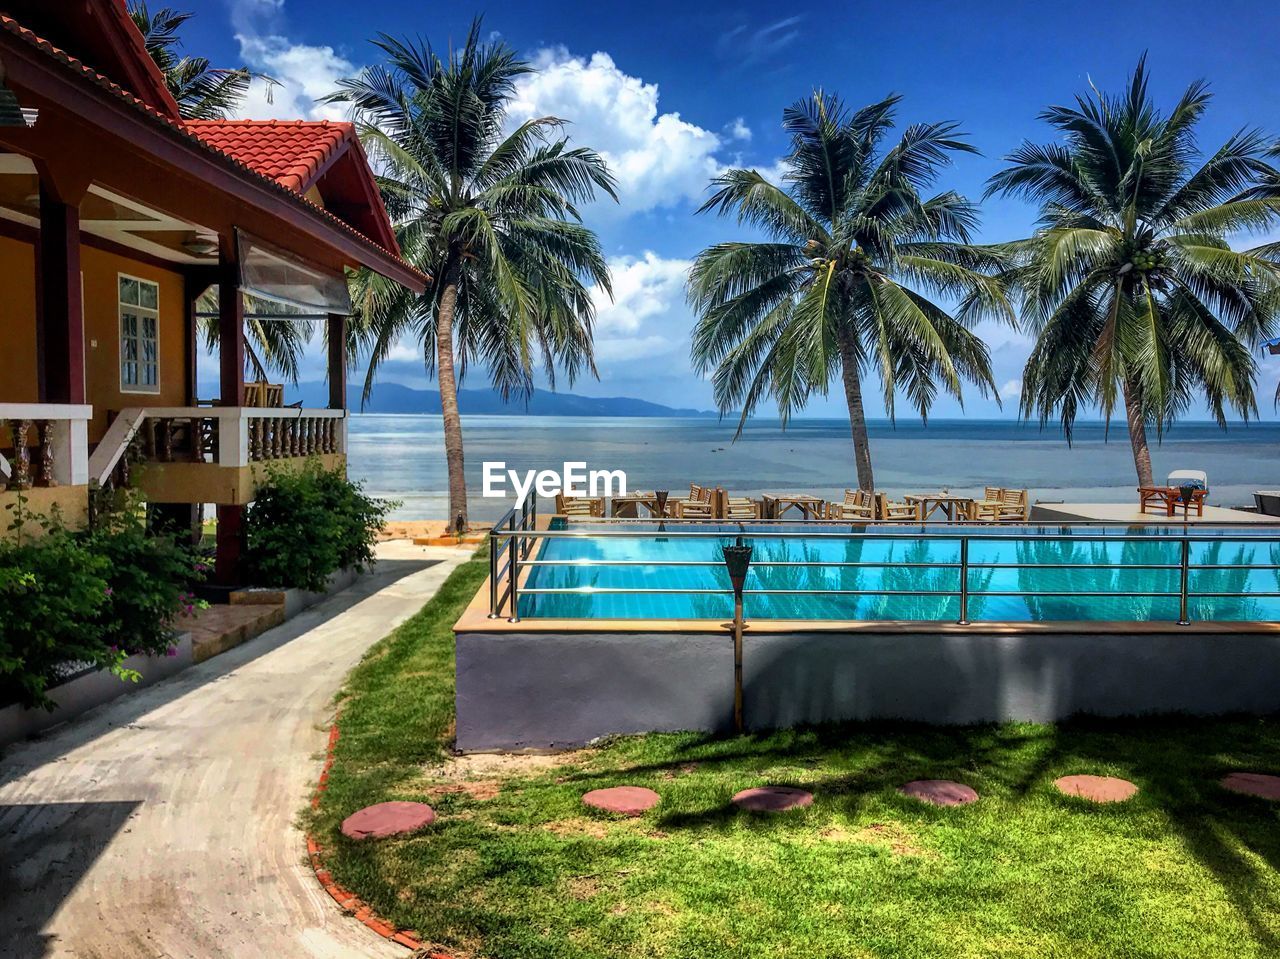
340;801;436;840
582;786;660;816
1221;772;1280;800
899;780;979;807
1054;775;1137;803
732;786;813;812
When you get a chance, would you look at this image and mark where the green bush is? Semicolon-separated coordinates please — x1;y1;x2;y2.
0;496;204;710
244;462;393;592
87;511;205;659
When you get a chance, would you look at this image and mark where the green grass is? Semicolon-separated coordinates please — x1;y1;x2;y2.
313;550;1280;958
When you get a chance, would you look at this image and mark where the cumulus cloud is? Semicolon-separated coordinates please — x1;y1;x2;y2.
232;34;352;121
727;117;752;141
507;49;725;215
999;379;1023;401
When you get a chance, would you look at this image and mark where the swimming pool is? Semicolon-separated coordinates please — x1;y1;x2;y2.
512;522;1280;623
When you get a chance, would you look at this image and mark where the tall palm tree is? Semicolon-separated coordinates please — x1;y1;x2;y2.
988;57;1280;486
129;3;273;120
688;92;1010;491
326;22;615;531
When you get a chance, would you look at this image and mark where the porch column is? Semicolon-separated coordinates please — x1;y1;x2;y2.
327;313;347;409
34;180;86;404
215;240;245;584
217;241;245;408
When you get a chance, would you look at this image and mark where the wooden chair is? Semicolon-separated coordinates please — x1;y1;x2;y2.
263;384;285;408
971;486;1003;519
827;489;875;521
724;497;760;520
877;493;920;521
555;493;603;517
672;483;713;517
998;488;1029;521
243;382;267;408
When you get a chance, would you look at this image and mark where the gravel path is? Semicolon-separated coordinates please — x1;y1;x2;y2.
0;543;471;959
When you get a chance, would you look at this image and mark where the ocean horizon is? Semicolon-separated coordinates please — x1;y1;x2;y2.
346;414;1280;521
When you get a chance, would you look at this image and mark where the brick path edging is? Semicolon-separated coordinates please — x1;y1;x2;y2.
306;719;454;957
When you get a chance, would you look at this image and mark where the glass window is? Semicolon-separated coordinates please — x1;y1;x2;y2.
119;275;160;393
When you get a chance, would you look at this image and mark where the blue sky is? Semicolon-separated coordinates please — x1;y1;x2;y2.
185;0;1280;418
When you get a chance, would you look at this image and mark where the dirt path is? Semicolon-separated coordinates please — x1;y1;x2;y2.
0;543;473;959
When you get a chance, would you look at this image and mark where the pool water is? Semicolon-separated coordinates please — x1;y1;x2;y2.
516;524;1280;622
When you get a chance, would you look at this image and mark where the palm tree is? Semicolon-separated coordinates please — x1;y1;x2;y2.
988;57;1280;486
688;92;1010;491
129;3;273;120
325;22;615;532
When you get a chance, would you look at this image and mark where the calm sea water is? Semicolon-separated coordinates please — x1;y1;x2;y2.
346;414;1280;521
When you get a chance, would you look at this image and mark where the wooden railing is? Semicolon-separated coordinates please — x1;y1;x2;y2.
0;404;92;491
89;407;347;487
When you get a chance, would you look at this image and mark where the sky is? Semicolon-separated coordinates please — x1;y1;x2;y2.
183;0;1280;419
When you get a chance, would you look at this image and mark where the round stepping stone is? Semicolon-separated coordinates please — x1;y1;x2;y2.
899;780;979;807
582;786;660;816
1054;775;1137;803
341;801;435;840
1221;772;1280;800
732;786;813;812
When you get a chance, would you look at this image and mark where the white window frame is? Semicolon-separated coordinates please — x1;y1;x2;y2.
118;272;161;395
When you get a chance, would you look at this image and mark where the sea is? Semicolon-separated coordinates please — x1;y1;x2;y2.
346;414;1280;522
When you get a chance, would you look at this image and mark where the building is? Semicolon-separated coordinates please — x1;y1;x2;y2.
0;1;424;580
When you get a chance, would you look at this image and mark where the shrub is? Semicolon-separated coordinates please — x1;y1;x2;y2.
244;462;393;592
0;495;204;710
86;511;206;659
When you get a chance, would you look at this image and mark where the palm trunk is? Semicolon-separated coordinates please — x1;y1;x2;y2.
436;264;468;533
836;328;875;492
1122;376;1155;488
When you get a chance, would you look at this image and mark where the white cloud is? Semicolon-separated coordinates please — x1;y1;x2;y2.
233;34;353;121
999;379;1023;401
588;252;693;366
727;117;752;142
507;49;724;215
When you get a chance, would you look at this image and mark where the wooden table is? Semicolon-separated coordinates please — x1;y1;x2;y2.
903;493;974;522
761;493;827;520
610;491;664;517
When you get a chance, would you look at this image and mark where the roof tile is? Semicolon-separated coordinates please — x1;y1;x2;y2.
183;119;353;193
0;15;419;278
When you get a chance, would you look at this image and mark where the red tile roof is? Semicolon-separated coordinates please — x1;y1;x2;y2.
0;15;420;282
183;119;352;192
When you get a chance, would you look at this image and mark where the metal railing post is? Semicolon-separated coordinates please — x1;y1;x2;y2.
488;527;500;618
1178;537;1191;626
507;510;521;623
957;536;970;626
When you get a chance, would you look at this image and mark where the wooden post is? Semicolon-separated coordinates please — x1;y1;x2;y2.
34;180;86;404
214;240;245;585
327;313;347;410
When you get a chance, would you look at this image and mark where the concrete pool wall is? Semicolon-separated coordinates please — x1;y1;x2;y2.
454;624;1280;751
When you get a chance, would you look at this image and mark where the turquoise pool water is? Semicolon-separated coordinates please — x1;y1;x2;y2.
515;524;1280;622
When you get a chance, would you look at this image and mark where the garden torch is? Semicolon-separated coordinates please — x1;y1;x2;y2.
655;490;669;534
722;535;753;734
1179;483;1197;522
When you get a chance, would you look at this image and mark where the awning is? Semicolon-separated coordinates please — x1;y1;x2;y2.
236;229;352;316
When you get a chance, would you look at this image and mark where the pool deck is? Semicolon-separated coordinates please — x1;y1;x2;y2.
1030;502;1271;524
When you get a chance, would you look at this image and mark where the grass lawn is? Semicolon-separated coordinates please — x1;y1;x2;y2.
312;550;1280;958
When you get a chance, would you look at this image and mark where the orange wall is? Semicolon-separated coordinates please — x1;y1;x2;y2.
0;237;188;441
0;235;38;402
81;246;188;440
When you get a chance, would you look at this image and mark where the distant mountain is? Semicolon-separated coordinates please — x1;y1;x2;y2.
290;382;717;417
